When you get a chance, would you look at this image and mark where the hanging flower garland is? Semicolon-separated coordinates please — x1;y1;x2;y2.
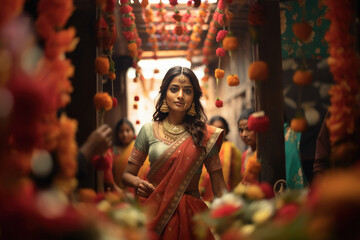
324;0;359;145
0;0;25;28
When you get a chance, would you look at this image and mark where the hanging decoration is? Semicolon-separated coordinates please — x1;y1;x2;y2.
324;0;359;148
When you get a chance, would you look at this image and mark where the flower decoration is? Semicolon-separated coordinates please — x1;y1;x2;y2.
292;21;313;43
215;68;225;79
95;56;110;75
227;74;239;86
0;0;25;27
134;96;139;101
290;116;308;133
248;111;270;133
216;47;226;57
222;33;238;51
94;92;113;111
324;0;359;145
216;30;228;42
112;97;117;108
136;120;140;125
248;61;269;81
133;103;138;109
292;70;313;86
215;98;223;108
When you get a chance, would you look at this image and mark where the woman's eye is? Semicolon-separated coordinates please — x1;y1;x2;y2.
170;87;178;92
184;89;192;94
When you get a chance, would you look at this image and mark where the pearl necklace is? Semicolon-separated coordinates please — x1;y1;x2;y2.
162;118;186;141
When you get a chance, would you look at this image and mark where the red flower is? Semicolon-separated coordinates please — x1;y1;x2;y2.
134;96;139;101
257;182;275;199
248;111;270;133
120;0;128;4
274;203;300;225
216;47;226;57
217;0;225;10
136;120;140;124
215;98;223;108
187;0;192;6
169;0;178;6
120;5;133;14
216;30;228;42
112;97;117;108
174;25;183;36
211;204;240;219
122;31;136;41
121;17;134;27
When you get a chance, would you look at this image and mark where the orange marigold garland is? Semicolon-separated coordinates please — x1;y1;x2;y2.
324;0;359;145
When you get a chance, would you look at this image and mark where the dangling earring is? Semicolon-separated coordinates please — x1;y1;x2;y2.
187;103;196;116
160;99;169;113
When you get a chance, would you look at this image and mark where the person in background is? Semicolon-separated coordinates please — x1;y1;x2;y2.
284;117;307;188
110;118;149;189
122;66;227;239
200;116;242;201
237;109;256;177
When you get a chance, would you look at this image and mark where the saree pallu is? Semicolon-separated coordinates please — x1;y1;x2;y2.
144;125;223;240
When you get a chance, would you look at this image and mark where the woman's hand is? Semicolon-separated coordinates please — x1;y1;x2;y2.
136;180;155;198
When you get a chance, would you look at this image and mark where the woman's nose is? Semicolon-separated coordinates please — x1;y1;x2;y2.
177;89;184;99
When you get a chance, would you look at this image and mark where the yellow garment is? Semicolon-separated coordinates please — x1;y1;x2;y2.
200;141;242;201
112;140;150;188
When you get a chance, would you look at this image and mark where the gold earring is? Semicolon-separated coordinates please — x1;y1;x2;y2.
187;103;196;116
160;99;169;113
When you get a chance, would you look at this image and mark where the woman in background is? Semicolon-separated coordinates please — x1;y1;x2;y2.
200;116;242;201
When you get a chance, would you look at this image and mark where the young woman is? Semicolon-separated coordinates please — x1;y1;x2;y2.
200;116;242;201
237;109;257;181
122;66;227;239
111;118;150;189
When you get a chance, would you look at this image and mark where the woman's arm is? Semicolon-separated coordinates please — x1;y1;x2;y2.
209;169;227;198
122;162;155;198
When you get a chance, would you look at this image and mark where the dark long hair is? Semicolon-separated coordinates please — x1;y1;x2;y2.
114;118;135;146
209;115;230;136
153;66;207;147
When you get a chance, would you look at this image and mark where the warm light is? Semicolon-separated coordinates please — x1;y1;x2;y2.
121;0;218;4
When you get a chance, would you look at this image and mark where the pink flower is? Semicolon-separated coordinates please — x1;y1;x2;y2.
217;0;225;10
119;5;132;14
112;97;117;108
217;14;225;26
216;47;226;57
216;30;228;42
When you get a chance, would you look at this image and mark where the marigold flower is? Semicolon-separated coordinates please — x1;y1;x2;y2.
216;30;228;42
227;75;239;86
133;103;138;109
173;13;182;22
292;21;312;42
95;56;110;75
223;35;238;51
248;61;268;81
293;70;313;86
216;47;226;57
108;71;116;80
94;92;113;111
291;117;308;132
215;69;225;79
127;42;138;58
45;27;78;60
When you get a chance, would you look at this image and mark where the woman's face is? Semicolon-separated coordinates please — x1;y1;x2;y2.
211;120;227;135
238;119;256;149
165;75;194;114
117;123;134;146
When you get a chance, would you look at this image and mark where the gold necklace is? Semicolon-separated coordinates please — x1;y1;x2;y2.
162;118;186;141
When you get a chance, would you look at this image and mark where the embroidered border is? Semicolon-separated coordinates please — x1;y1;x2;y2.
128;147;148;166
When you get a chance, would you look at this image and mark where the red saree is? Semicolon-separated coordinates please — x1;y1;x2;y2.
144;125;223;239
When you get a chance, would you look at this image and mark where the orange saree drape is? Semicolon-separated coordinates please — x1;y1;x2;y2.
143;125;223;240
